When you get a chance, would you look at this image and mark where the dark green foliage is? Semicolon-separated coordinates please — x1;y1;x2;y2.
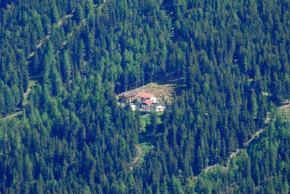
74;5;84;23
0;0;290;193
196;109;290;194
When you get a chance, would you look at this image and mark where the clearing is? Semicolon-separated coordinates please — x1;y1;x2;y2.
1;80;36;121
2;111;23;121
129;145;142;171
130;143;154;171
119;75;185;103
130;111;163;170
23;80;37;106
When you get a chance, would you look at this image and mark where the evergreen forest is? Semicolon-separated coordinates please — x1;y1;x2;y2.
0;0;290;193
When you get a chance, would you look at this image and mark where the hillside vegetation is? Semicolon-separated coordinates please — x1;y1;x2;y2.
0;0;290;193
195;105;290;193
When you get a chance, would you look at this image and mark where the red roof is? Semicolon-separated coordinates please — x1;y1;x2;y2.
136;93;154;99
141;100;153;107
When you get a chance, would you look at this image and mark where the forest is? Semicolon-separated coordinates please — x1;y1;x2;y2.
0;0;290;193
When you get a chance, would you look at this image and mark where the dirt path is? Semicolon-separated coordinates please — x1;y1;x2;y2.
2;10;76;121
58;10;74;28
23;80;37;106
243;129;264;147
28;10;76;58
204;164;218;173
204;127;265;173
28;2;102;58
1;80;36;120
203;112;275;173
204;104;290;174
279;103;290;110
55;19;87;56
130;145;142;171
202;104;290;177
2;111;23;121
2;3;105;121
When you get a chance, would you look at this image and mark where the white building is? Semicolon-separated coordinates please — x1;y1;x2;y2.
130;104;137;111
154;104;166;112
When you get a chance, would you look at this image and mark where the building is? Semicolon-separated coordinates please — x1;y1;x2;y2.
141;100;153;110
130;104;137;111
119;93;136;103
154;104;166;112
118;92;165;112
119;92;157;104
136;93;157;103
281;100;290;106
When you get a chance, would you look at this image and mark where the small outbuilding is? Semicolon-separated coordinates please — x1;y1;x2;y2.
119;93;136;103
154;104;166;112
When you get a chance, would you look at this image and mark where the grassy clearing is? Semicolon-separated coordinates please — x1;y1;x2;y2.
23;80;36;106
119;76;185;104
138;142;154;164
140;116;150;131
134;104;165;168
140;112;164;132
155;111;164;117
130;142;154;170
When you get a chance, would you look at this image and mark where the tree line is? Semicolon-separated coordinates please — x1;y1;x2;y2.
0;0;289;193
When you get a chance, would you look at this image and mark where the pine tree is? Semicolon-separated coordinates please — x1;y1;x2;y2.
75;5;84;23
